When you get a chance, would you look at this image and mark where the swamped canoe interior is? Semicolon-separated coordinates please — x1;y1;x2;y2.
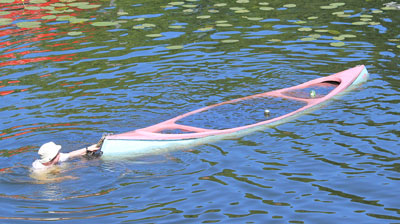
168;82;339;131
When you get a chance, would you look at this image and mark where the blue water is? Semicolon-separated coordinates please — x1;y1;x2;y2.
178;97;307;129
1;0;400;223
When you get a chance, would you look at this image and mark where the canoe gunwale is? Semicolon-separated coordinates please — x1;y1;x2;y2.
106;65;368;142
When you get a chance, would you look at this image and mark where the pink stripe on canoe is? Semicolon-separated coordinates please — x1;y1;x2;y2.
107;65;367;141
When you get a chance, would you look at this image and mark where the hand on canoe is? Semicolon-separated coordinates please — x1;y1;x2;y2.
68;144;100;158
86;144;100;152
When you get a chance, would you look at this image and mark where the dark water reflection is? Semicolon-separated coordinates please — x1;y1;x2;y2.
1;0;400;223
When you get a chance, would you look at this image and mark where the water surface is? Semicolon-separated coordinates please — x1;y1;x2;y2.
1;0;399;223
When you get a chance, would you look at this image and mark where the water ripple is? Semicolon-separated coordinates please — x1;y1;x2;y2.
1;0;400;223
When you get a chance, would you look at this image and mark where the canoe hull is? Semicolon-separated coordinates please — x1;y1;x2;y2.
101;65;368;159
102;114;296;158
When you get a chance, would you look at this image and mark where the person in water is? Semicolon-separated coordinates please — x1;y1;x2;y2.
32;141;100;170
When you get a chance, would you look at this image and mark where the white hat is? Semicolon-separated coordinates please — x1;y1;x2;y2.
38;142;62;163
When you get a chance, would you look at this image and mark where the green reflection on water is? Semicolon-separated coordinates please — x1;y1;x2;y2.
0;0;399;223
2;0;398;106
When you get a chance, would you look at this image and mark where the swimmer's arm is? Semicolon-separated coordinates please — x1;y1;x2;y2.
68;144;100;159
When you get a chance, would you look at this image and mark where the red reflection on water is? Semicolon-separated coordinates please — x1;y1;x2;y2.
0;167;12;173
0;90;14;96
0;83;25;97
0;54;77;67
1;123;79;141
1;131;33;140
0;53;17;59
11;124;25;130
0;0;97;70
0;145;35;157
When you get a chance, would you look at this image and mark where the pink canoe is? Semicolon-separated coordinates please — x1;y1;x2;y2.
101;65;368;158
